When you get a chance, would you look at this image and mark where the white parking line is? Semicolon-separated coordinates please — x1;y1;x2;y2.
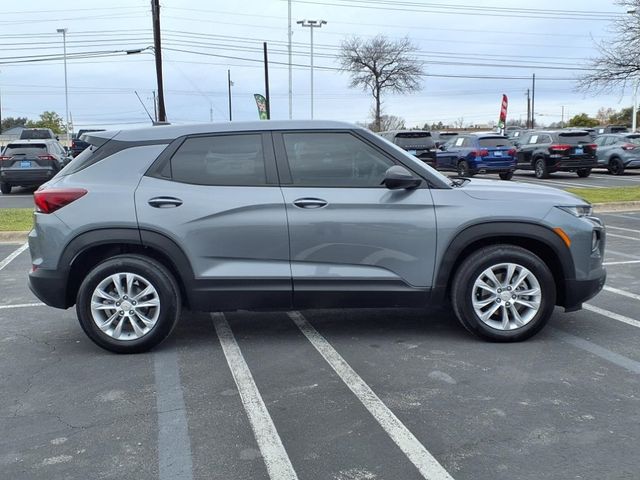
515;179;603;189
583;304;640;329
288;311;454;480
605;249;640;260
212;313;299;480
553;329;640;374
602;285;640;302
0;243;28;271
606;225;640;234
603;260;640;266
591;174;640;182
0;302;44;310
154;348;194;480
607;233;640;241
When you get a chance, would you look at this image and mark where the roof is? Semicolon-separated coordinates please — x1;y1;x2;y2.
92;120;360;143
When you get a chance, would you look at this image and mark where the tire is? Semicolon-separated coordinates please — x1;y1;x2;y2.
457;160;472;177
0;182;11;194
451;245;556;342
499;171;514;181
608;157;625;176
576;168;591;178
76;254;181;354
534;158;549;179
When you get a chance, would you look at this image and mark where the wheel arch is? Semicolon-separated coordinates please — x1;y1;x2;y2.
431;222;574;307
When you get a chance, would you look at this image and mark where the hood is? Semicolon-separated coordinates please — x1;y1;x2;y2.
460;178;587;205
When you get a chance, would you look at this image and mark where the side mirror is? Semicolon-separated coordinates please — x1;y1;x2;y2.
439;144;447;151
383;165;421;190
56;136;60;141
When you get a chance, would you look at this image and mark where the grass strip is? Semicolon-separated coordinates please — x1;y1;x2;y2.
566;186;640;204
0;208;33;231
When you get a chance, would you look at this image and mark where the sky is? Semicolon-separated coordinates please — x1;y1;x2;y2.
0;0;635;131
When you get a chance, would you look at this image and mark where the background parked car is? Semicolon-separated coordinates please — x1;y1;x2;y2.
71;128;105;157
436;133;516;180
19;128;58;140
433;131;459;148
515;130;597;179
0;139;71;194
378;130;438;166
595;125;629;135
594;132;640;175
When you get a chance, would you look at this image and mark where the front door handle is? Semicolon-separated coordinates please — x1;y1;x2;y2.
293;197;328;209
148;196;183;208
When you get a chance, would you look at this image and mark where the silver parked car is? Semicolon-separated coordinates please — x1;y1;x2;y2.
593;133;640;175
27;121;606;353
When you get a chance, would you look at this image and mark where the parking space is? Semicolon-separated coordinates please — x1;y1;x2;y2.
1;212;639;479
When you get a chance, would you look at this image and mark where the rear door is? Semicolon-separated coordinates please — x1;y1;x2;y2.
274;130;437;308
134;132;291;310
517;133;538;167
478;136;515;168
557;132;596;159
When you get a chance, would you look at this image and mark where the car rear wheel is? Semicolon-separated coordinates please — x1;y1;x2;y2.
608;157;625;175
576;168;591;178
451;245;556;342
499;171;514;181
76;254;181;354
0;182;11;194
534;158;549;179
457;160;472;177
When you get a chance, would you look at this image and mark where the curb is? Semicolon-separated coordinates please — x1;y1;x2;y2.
593;201;640;213
0;231;29;244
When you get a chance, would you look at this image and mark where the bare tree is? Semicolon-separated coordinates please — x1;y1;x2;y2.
596;107;616;124
578;1;640;92
364;114;405;132
454;117;465;129
339;35;424;131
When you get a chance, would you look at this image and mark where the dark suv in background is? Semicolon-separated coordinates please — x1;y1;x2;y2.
436;133;517;179
378;130;438;166
515;130;597;178
71;129;106;157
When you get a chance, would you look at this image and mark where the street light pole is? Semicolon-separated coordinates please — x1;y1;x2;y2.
633;80;638;132
56;28;70;146
297;20;326;120
288;0;292;119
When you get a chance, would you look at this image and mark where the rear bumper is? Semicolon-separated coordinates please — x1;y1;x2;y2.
1;168;56;186
550;157;597;171
28;267;70;309
562;267;606;312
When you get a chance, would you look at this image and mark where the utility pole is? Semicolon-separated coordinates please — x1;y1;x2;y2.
151;0;167;123
56;28;70;145
288;0;293;119
531;73;536;129
297;19;327;120
227;70;233;122
525;89;531;128
263;42;271;120
209;104;213;122
561;105;565;128
633;80;638;132
152;90;158;122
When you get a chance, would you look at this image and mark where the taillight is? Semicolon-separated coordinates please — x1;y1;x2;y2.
585;144;597;151
0;155;12;160
622;143;638;150
34;188;87;214
507;148;516;156
549;144;572;153
474;149;489;157
37;154;56;161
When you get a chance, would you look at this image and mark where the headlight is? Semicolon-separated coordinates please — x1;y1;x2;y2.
556;205;593;217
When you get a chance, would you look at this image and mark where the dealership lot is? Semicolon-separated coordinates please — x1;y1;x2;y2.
0;212;639;480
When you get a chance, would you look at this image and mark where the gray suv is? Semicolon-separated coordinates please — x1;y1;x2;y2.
27;121;606;353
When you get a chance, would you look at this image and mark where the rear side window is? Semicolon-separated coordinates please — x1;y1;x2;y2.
170;134;267;186
558;133;591;145
478;137;512;147
454;137;465;147
4;144;48;155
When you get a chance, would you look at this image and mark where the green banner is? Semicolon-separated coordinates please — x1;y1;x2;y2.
254;94;268;120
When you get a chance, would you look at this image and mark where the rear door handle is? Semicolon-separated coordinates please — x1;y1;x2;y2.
293;197;328;209
148;196;183;208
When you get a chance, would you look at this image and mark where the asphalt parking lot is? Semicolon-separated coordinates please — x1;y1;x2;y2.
1;170;640;210
0;211;639;479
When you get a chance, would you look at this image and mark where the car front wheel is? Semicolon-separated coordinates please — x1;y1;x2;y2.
0;182;11;194
451;245;556;342
76;254;181;354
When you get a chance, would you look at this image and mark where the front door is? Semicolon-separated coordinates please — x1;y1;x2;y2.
274;130;437;308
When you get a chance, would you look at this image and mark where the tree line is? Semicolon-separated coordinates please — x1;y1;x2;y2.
1;111;66;134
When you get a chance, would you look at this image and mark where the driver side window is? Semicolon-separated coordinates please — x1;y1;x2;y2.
282;132;395;187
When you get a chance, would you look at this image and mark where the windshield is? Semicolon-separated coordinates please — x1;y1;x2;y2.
4;144;48;155
19;130;53;139
478;137;513;147
394;133;435;148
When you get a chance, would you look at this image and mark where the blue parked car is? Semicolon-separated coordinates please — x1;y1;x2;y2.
436;133;517;180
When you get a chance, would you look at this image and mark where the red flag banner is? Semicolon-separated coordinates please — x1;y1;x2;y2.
498;94;508;128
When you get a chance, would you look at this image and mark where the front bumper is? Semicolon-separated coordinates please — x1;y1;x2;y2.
28;267;70;309
562;267;606;312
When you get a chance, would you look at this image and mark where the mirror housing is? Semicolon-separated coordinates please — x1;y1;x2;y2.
383;165;422;190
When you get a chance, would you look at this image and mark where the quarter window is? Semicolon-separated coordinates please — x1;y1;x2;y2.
282;132;395;187
170;134;267;186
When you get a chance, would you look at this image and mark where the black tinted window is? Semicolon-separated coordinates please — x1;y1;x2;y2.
478;137;512;147
171;134;266;186
4;144;48;155
394;132;435;148
19;130;54;139
627;135;640;145
558;133;591;144
282;132;394;187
